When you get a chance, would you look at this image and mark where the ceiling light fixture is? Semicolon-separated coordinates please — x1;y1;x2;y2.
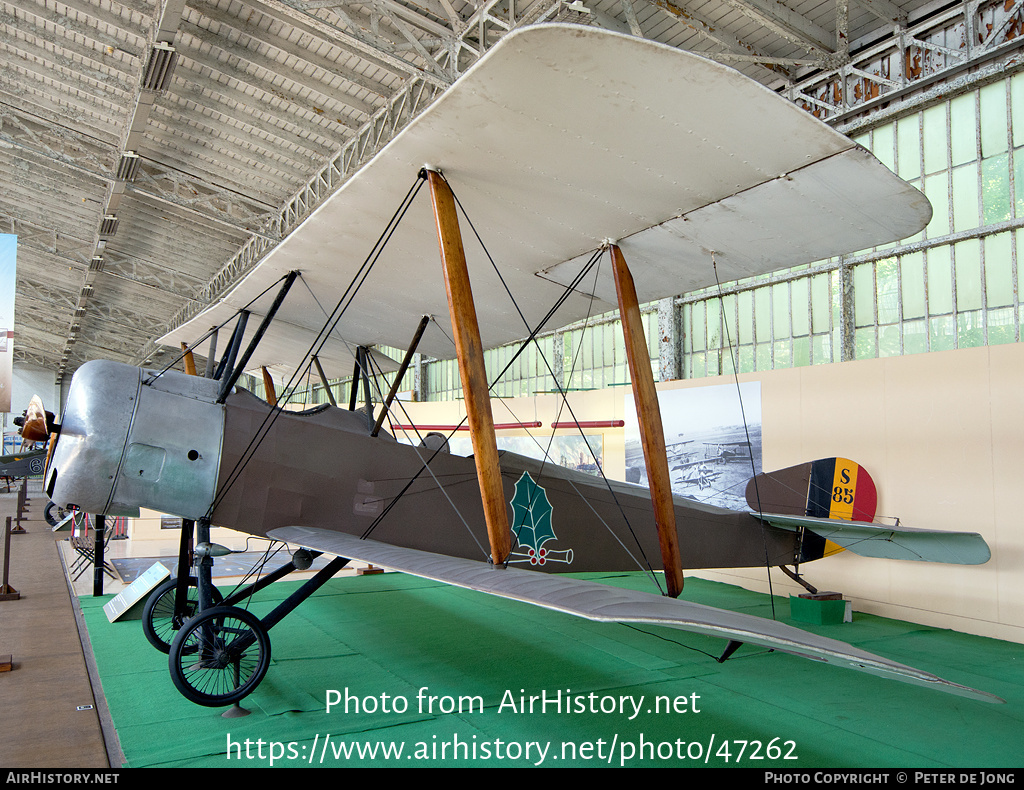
143;43;178;92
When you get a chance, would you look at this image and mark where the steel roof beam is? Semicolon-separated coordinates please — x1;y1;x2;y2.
175;22;377;122
717;0;836;55
261;0;453;87
647;0;797;79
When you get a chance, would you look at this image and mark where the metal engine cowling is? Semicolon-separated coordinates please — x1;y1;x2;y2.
47;360;225;520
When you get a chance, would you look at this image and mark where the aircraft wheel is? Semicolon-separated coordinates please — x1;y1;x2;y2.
142;577;223;654
168;605;271;707
44;502;84;529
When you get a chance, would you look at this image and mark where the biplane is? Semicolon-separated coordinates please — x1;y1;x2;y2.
0;448;46;480
28;25;1000;709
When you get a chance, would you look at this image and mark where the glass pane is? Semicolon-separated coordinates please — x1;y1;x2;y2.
707;299;722;349
951;163;980;231
985;232;1014;308
755;343;771;370
1015;150;1024;218
1012;72;1024;148
791;277;809;336
980;81;1008;157
987;306;1016;344
854;328;876;359
897;114;922;179
923;103;948;175
853;263;875;327
878;323;901;357
738;345;754;373
737;289;753;345
950;93;978;167
772;283;790;338
954;239;983;311
691;302;705;351
773;339;792;368
902;251;926;319
873;123;895;171
957;310;984;347
930;314;956;350
692;352;706;379
793;335;810;366
876;257;900;324
924;172;951;237
903;319;927;354
981;153;1011;224
722;292;737;346
927;246;954;314
613;321;625;361
754;287;771;342
812;333;832;364
811;274;831;334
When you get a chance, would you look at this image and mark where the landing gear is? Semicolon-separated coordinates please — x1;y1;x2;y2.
168;605;271;707
149;517;351;708
142;577;223;654
44;501;83;529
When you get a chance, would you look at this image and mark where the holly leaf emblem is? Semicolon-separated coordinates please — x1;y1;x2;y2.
510;471;555;552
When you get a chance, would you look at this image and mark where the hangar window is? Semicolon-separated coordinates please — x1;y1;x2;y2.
671;71;1023;381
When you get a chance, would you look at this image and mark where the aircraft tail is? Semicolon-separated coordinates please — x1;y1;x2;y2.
745;457;877;522
746;458;990;565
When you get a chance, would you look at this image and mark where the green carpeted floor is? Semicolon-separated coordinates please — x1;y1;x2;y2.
79;572;1023;768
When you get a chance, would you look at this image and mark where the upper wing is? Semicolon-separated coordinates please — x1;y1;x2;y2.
269;526;1001;704
160;24;931;379
755;513;991;565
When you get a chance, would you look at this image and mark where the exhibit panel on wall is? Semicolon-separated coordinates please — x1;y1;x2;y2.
624;382;762;511
0;235;15;414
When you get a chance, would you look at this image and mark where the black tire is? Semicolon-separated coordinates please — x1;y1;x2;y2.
44;501;83;529
168;605;271;707
142;577;223;654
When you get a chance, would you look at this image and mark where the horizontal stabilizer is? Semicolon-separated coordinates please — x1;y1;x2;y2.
269;526;1001;704
755;513;992;565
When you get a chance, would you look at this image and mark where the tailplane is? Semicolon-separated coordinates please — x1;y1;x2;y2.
746;458;990;566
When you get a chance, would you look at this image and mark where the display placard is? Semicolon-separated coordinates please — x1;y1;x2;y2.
103;562;170;622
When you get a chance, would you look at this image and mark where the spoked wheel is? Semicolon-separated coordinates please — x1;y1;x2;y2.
168;605;271;707
142;577;223;654
44;501;83;529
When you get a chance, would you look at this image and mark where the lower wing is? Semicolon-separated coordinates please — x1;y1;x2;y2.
268;526;1001;704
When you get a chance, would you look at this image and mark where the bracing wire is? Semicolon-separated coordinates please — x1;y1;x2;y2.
143;273;298;385
207;173;427;518
443;175;666;591
710;252;776;618
360;350;489;558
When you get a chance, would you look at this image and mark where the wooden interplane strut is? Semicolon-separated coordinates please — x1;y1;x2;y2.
610;244;684;598
426;170;512;567
180;343;197;376
261;367;278;406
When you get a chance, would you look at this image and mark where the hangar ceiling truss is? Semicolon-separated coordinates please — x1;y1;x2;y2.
2;0;1024;382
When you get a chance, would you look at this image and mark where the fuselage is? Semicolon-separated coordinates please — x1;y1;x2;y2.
45;360;810;573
